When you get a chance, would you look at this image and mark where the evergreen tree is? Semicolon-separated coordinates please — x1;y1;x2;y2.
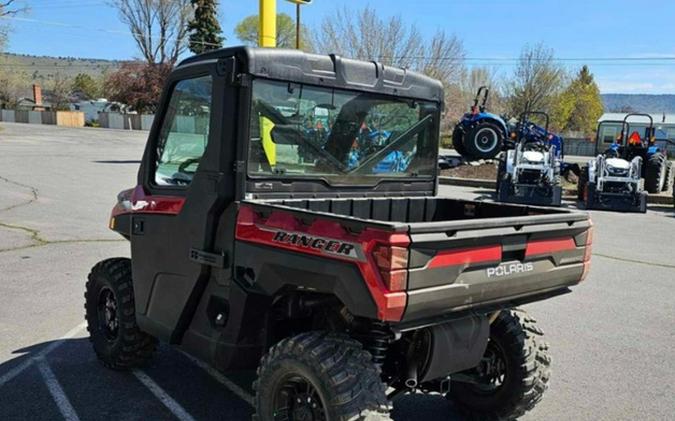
552;66;604;135
188;0;224;55
72;73;102;100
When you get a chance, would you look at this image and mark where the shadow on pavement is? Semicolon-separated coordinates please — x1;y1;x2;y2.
648;205;675;217
0;337;467;421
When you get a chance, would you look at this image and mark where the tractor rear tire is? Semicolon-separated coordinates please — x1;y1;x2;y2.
447;309;551;421
645;153;666;193
85;258;156;370
463;121;504;160
452;125;469;159
662;160;673;192
254;331;392;421
578;166;589;201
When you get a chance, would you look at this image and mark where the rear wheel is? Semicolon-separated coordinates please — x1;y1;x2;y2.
447;309;551;421
644;153;666;193
578;166;589;201
85;258;156;370
662;160;673;192
463;121;504;160
254;331;391;421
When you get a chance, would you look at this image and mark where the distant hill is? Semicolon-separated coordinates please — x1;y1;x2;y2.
0;53;121;83
602;94;675;113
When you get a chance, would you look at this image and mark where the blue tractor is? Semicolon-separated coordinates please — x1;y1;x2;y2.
452;86;511;160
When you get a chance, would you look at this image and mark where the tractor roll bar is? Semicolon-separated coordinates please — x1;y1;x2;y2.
472;86;489;113
519;111;550;134
620;113;654;144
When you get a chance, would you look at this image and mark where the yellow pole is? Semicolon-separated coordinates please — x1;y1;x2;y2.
259;0;276;47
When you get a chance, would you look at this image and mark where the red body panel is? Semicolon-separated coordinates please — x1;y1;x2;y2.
525;237;576;257
235;205;409;322
428;245;502;269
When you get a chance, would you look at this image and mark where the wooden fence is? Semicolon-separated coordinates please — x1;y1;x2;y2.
0;110;85;127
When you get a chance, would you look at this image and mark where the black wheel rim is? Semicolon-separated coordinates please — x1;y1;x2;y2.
273;374;327;421
97;287;119;341
472;339;508;395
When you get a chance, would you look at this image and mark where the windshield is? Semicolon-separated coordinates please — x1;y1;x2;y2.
247;79;439;184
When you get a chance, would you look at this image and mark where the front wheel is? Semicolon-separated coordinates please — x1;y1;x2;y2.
254;331;391;421
447;309;551;420
85;258;156;370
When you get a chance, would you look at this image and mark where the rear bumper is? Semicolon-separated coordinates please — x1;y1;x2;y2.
402;261;582;321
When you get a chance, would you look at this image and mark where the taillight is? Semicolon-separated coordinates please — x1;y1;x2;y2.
372;245;409;291
580;222;593;282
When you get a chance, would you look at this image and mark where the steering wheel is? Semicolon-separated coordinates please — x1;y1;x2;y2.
178;157;201;174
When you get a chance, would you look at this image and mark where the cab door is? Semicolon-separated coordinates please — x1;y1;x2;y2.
130;61;236;343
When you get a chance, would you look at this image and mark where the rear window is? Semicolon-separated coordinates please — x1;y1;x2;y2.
247;79;439;185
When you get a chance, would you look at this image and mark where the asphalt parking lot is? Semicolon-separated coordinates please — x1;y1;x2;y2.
1;122;674;421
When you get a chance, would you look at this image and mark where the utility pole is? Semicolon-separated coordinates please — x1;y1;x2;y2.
295;2;300;49
286;0;312;49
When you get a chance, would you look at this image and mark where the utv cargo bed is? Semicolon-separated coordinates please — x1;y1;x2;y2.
235;196;592;324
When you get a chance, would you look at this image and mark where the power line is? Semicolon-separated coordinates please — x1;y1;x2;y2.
0;15;224;48
4;15;675;65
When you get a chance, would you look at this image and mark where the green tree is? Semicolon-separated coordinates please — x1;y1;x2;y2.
235;13;312;50
552;66;603;135
187;0;224;55
71;73;101;100
506;43;566;118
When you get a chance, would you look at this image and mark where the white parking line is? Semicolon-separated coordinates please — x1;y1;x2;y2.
132;369;197;421
36;357;81;421
179;350;255;406
0;322;86;388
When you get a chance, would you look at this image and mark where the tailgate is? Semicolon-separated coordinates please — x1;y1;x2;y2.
402;212;592;321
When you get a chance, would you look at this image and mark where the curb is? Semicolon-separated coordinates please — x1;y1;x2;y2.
438;177;674;205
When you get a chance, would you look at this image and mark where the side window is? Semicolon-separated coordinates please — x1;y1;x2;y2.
154;75;213;186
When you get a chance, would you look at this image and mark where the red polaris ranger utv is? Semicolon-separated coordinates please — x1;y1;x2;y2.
85;47;592;420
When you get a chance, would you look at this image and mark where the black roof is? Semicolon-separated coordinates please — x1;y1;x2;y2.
178;46;444;104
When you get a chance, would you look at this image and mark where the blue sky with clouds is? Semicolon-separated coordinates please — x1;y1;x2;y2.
6;0;675;93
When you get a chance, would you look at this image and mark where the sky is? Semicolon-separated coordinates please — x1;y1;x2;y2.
5;0;675;94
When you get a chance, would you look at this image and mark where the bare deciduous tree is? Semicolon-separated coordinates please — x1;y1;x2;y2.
1;0;29;50
462;67;504;112
505;43;567;117
110;0;193;65
313;6;465;87
0;57;29;108
1;1;27;16
48;73;74;111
